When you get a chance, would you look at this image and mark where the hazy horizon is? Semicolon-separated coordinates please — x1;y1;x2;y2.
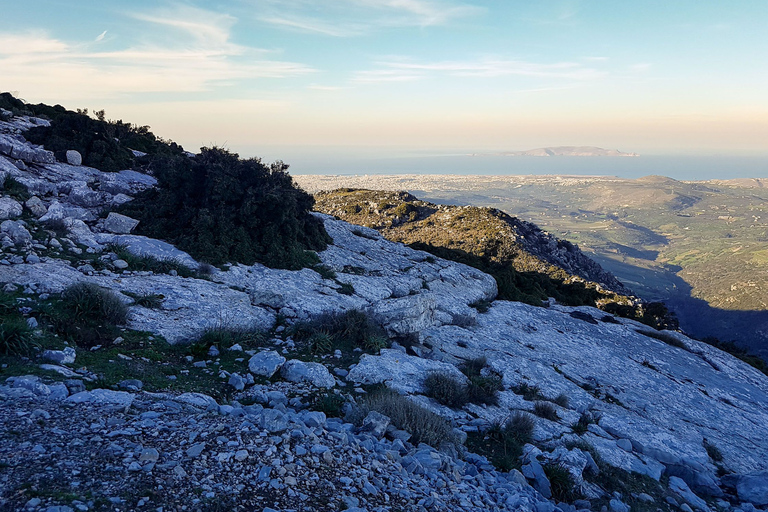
2;1;767;156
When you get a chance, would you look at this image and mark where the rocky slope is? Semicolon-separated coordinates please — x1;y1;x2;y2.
1;107;768;512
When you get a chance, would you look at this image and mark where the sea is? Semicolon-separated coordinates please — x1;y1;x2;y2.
240;147;768;181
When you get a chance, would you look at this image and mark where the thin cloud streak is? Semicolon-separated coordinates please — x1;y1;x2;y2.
354;58;606;82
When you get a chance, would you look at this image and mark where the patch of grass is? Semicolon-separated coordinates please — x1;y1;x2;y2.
1;176;31;202
460;357;502;406
637;329;689;351
337;282;355;296
191;325;266;355
308;331;334;354
290;310;388;359
533;401;559;421
512;381;544;401
571;411;600;434
312;390;347;417
108;244;197;277
424;371;468;408
468;412;535;471
544;462;580;502
469;299;492;313
44;282;128;347
553;393;569;408
351;388;456;447
0;317;36;355
122;291;164;309
312;264;337;280
704;440;723;462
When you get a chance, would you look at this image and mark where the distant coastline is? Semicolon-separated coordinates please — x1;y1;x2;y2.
475;146;640;157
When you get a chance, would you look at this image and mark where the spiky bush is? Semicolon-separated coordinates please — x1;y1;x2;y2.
424;372;469;408
544;462;579;501
470;412;535;471
0;317;36;355
46;282;128;347
533;401;560;421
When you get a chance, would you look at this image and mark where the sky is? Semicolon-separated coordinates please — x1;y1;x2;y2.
2;0;768;161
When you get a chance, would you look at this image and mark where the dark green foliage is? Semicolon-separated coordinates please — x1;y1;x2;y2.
45;282;128;347
544;462;579;502
337;282;355;295
424;372;468;408
1;176;31;202
290;310;388;356
120;147;330;269
533;401;560;421
469;299;492;313
107;244;197;277
572;411;600;434
704;440;723;462
312;390;347;417
0;317;36;355
513;382;544;401
553;393;570;408
352;388;456;447
43;218;69;237
313;264;337;279
700;336;768;377
192;326;265;355
468;412;535;471
124;292;164;309
460;357;502;406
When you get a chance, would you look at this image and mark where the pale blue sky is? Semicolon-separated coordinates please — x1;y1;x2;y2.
2;1;767;157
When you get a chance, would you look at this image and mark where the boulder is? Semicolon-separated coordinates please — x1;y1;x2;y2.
0;220;31;245
361;411;390;438
0;197;22;220
669;476;710;511
347;349;467;394
66;150;82;166
104;212;140;234
24;196;47;217
281;359;335;388
66;389;134;408
722;472;768;506
248;350;286;378
42;347;76;365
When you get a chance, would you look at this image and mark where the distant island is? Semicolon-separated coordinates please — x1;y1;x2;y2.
480;146;640;157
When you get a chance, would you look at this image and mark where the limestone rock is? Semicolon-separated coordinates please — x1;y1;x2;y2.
248;351;286;378
0;197;22;220
24;196;47;217
281;359;335;388
104;212;140;234
722;471;768;506
0;220;31;245
66;150;82;166
42;347;76;365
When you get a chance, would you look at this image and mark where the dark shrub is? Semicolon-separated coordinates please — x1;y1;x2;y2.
120;147;331;269
290;310;387;355
460;357;503;406
553;393;569;408
572;411;600;434
424;371;468;408
313;390;347;417
544;462;579;501
533;401;559;421
47;282;128;347
0;317;36;355
1;176;31;202
337;282;355;295
513;382;544;401
470;412;535;471
352;388;456;447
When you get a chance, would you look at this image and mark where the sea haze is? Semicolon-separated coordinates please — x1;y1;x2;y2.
240;147;768;181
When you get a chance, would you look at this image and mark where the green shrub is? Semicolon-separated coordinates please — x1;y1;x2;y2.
469;412;535;471
513;382;544;401
572;411;600;434
544;462;579;501
424;372;469;408
46;282;128;347
1;176;31;202
43;218;69;237
119;147;330;269
290;310;387;355
0;317;36;355
313;390;347;417
533;401;559;421
460;357;502;406
313;264;337;279
125;292;164;309
553;393;569;408
353;388;456;447
192;326;265;355
337;282;355;296
308;331;334;354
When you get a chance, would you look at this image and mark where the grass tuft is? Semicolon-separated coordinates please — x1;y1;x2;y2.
533;401;560;421
468;412;535;471
424;371;468;408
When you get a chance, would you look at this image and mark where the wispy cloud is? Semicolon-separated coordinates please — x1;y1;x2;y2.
95;30;107;42
0;5;314;101
253;0;483;36
353;57;606;82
